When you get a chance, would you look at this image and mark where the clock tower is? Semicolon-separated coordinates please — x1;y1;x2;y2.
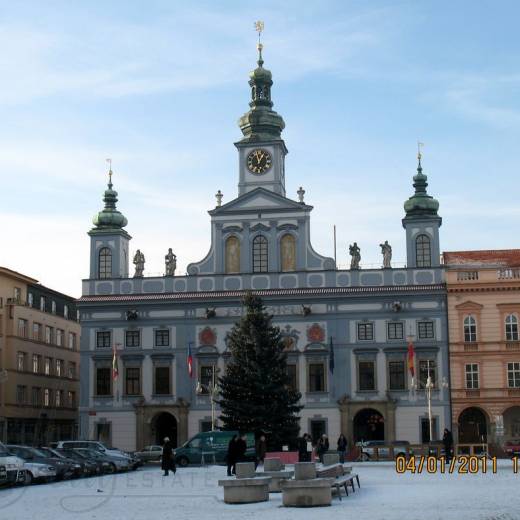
235;36;287;196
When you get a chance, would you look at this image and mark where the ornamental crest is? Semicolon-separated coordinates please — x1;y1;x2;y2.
307;323;325;343
199;326;216;346
281;325;299;351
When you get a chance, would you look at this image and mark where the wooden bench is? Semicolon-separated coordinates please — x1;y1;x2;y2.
316;464;360;500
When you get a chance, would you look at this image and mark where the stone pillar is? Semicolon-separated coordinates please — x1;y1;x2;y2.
337;395;353;447
177;399;190;445
135;405;145;450
385;398;397;442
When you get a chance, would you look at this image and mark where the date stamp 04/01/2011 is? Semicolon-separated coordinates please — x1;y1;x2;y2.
395;456;520;474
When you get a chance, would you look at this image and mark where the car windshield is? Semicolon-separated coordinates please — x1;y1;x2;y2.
79;449;103;458
31;448;50;458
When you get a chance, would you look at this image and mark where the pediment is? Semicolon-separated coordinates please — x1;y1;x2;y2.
209;187;312;215
455;300;484;311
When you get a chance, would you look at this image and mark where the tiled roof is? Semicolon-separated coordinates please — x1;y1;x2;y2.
78;284;445;303
443;250;520;268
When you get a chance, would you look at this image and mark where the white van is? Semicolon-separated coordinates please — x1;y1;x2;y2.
0;442;25;485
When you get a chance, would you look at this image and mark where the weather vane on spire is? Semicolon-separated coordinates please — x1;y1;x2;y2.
417;141;424;163
254;20;264;64
106;158;113;185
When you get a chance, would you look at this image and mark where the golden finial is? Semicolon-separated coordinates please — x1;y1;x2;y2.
254;20;264;64
417;141;424;162
106;158;113;186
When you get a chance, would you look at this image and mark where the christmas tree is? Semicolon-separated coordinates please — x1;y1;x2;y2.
218;292;303;449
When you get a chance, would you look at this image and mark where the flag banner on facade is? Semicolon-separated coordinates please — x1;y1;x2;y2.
187;342;193;378
112;343;119;381
329;336;335;374
407;339;415;387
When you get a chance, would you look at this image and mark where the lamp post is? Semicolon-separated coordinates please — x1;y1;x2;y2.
196;365;220;431
424;360;449;443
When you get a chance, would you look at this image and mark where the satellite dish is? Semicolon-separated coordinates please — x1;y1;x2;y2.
0;369;8;383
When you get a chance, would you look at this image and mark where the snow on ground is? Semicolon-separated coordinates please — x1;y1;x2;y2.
1;460;520;520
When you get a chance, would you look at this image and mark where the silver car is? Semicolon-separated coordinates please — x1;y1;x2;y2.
134;445;163;462
23;462;57;484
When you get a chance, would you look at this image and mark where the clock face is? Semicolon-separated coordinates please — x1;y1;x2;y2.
247;149;272;174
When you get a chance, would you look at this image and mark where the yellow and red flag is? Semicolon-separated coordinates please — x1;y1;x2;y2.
407;340;415;379
112;342;119;381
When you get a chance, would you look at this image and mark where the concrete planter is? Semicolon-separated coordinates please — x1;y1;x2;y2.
280;478;334;507
218;476;272;504
255;470;294;492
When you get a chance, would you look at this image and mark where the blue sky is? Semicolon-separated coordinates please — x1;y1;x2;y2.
1;0;519;296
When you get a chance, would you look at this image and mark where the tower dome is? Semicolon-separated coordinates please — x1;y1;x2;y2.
92;170;128;230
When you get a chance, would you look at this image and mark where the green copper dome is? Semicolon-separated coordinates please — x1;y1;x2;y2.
238;44;285;142
92;173;128;230
403;158;439;217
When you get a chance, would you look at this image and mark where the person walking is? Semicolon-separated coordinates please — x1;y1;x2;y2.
337;434;348;464
235;433;247;464
316;434;329;463
298;433;309;462
161;437;176;476
442;428;454;461
226;434;238;476
255;434;267;469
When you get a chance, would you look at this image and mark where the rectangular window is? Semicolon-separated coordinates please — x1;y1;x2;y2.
387;322;404;340
357;322;374;341
68;362;76;379
418;359;437;389
55;389;62;407
154;366;171;395
199;365;215;395
421;417;437;443
388;360;406;390
155;329;170;347
200;421;213;433
96;331;111;348
69;332;76;350
51;300;56;314
64;305;69;319
14;287;21;302
32;387;41;406
18;319;28;338
68;391;76;407
27;292;34;307
125;367;141;395
507;362;520;388
45;326;53;344
286;364;298;392
125;330;140;348
32;322;42;341
56;329;64;347
418;321;435;339
40;296;45;312
16;385;27;404
56;359;64;377
32;354;39;374
96;367;112;396
308;363;325;392
465;363;479;389
358;360;376;391
44;357;52;376
17;352;26;372
44;388;51;407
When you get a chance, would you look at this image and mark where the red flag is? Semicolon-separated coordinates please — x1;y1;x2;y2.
407;340;415;378
112;343;119;381
187;342;193;378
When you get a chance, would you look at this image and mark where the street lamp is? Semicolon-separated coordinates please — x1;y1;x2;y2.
196;365;220;431
424;360;449;442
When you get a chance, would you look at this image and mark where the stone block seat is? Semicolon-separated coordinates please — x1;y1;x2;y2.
218;462;271;504
255;457;294;492
280;462;334;507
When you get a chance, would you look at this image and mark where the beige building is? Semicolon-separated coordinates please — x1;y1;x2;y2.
444;250;520;448
0;266;80;444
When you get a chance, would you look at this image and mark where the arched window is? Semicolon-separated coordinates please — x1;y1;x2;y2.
505;314;519;341
98;247;112;279
416;234;431;267
280;234;296;272
225;236;240;274
252;235;268;273
463;315;477;342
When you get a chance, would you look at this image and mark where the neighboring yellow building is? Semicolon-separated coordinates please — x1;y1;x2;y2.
444;250;520;449
0;266;80;444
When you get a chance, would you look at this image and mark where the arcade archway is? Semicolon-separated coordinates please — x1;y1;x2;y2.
353;408;385;442
458;407;487;443
152;412;178;447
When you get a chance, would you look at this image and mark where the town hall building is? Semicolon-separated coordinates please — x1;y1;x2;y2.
78;42;450;452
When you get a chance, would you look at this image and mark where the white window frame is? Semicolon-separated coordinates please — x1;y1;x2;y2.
465;363;479;389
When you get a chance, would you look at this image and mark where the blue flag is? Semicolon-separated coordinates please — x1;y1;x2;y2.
329;336;335;374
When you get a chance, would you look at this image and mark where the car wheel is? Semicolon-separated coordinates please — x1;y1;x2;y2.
177;456;189;468
108;463;117;474
360;452;370;462
24;471;33;485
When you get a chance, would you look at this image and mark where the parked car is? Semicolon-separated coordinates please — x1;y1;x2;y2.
356;440;412;460
6;445;75;481
75;448;131;472
504;439;520;457
22;461;57;484
39;448;85;478
0;442;25;486
58;449;108;475
174;431;256;467
52;440;132;461
134;445;163;463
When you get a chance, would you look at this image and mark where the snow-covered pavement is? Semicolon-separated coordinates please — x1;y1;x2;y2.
1;461;519;520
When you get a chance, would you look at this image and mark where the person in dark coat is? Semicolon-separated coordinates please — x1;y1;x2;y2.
255;434;267;469
161;437;176;476
316;434;329;463
337;434;348;464
235;434;247;464
226;434;238;476
298;433;312;462
442;428;454;461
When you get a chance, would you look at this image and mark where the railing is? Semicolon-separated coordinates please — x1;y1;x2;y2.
463;342;479;352
498;268;520;279
465;389;481;398
455;444;488;456
357;443;490;461
508;388;520;397
457;271;479;281
506;342;520;351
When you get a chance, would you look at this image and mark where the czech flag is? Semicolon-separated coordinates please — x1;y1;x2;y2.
187;342;193;378
112;343;119;381
407;339;415;380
